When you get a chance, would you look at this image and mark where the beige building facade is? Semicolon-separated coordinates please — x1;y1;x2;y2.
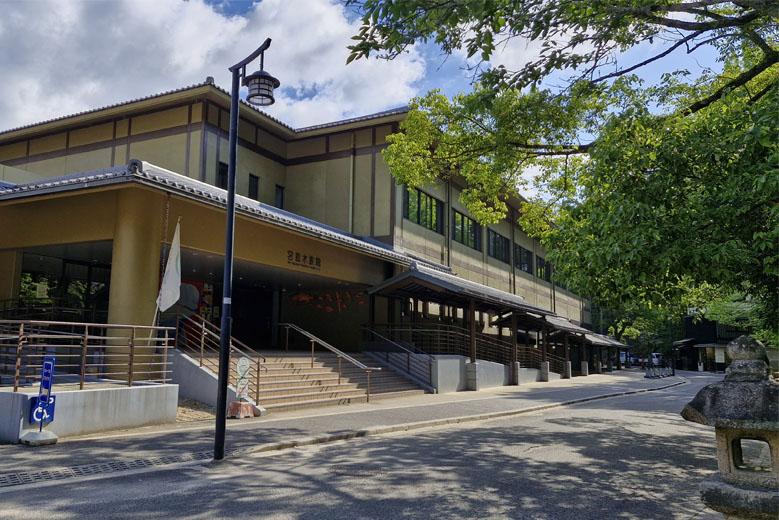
0;80;590;353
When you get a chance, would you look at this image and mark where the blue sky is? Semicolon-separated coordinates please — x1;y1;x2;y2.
0;0;721;132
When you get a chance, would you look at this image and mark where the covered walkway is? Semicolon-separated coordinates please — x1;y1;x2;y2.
368;263;629;386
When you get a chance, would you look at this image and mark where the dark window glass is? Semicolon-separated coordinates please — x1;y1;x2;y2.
452;210;481;250
402;188;443;234
487;230;510;263
514;244;533;274
248;174;259;201
537;255;552;282
274;185;284;209
217;162;228;189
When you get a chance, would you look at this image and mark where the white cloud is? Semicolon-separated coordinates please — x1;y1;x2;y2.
0;0;426;132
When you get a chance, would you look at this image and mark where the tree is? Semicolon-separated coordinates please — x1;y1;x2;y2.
347;1;778;343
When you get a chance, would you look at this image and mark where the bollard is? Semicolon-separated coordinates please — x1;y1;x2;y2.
681;336;778;520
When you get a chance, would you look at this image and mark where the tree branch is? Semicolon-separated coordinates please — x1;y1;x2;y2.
593;31;703;84
616;7;763;32
685;50;779;113
748;81;777;104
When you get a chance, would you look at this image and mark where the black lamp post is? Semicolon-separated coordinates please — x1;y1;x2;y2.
215;38;279;461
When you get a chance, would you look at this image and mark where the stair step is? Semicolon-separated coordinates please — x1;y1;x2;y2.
254;383;359;398
258;389;368;406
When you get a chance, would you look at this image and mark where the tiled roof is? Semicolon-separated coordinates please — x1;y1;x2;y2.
0;81;408;137
0;160;449;273
295;107;409;133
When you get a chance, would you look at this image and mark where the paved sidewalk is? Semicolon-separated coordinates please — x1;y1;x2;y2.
0;369;711;483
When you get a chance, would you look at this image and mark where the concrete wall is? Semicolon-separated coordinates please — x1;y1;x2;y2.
169;350;262;414
432;355;511;393
0;384;178;443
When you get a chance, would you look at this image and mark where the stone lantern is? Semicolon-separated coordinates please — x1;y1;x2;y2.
681;336;779;519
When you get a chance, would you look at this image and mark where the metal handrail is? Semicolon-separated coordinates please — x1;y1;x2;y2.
0;319;174;391
280;323;378;371
361;327;435;390
371;322;567;374
180;313;266;363
174;314;268;403
279;322;380;402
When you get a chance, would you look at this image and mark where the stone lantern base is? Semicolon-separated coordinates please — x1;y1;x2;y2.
700;477;779;520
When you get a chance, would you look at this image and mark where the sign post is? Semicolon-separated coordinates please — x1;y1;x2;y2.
20;356;59;446
228;357;255;419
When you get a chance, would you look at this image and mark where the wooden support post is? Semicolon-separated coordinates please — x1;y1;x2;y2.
469;299;476;363
564;334;570;363
80;324;89;390
13;323;24;392
511;313;518;385
128;328;136;387
542;326;548;362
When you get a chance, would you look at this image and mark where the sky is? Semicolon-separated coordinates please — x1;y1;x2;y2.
0;0;721;133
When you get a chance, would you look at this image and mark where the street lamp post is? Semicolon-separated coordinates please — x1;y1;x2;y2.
215;38;279;461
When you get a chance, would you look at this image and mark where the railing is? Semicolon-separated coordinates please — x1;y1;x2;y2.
280;322;381;402
0;298;108;323
371;323;567;375
361;327;435;389
0;319;174;391
175;313;267;403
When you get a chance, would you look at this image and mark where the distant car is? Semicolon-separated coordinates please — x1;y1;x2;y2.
630;355;641;365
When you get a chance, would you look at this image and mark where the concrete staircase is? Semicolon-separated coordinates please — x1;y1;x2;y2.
255;351;427;413
183;349;427;414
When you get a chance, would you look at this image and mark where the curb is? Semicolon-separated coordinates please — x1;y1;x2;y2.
233;378;689;457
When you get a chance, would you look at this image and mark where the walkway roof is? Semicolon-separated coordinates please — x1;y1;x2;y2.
369;263;554;316
494;309;629;348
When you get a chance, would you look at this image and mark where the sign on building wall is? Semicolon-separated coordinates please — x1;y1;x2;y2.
287;250;322;271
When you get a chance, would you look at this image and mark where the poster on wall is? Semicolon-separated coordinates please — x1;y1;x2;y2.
35;282;49;298
287;289;366;314
199;283;213;322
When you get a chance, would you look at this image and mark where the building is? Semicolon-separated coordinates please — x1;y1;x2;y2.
0;79;622;393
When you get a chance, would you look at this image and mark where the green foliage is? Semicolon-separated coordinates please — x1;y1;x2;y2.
348;1;779;341
705;292;779;348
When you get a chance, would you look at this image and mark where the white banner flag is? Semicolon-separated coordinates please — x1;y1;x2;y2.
156;221;181;312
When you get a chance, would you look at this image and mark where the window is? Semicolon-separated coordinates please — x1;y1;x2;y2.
452;210;481;250
217;162;228;189
487;230;510;263
537;255;552;282
403;188;443;234
514;244;533;274
248;174;259;201
274;185;284;209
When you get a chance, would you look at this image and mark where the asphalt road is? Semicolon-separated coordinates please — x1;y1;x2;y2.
0;375;721;520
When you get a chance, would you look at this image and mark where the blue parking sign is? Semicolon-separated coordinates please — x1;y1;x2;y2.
30;395;56;424
32;356;56;429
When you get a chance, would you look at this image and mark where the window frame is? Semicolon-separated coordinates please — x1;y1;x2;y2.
217;162;228;190
274;185;284;209
536;255;552;282
248;174;259;201
452;210;481;251
487;229;510;263
402;187;444;234
514;244;533;274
